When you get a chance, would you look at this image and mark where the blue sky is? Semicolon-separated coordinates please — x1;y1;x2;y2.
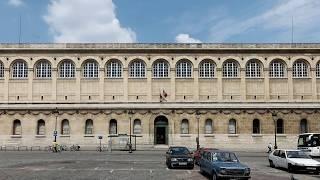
0;0;320;43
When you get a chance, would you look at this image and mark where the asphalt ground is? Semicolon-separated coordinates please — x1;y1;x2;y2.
0;151;319;180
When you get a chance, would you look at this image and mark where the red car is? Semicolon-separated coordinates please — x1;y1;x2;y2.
194;147;218;165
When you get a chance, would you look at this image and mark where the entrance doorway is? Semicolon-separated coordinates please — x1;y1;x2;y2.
154;116;168;145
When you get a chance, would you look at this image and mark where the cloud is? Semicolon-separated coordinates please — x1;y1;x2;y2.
44;0;136;43
209;0;320;42
175;34;201;43
8;0;23;7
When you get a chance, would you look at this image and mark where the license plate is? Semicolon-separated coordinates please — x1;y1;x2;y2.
307;167;316;170
179;162;187;165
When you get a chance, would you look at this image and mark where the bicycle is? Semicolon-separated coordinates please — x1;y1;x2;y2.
70;144;80;151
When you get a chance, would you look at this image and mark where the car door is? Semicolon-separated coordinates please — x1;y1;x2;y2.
201;152;210;173
278;150;287;168
271;150;280;167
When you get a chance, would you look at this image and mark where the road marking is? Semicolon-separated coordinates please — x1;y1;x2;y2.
187;170;191;174
149;170;153;174
58;167;64;170
110;169;113;173
166;168;169;171
131;168;133;170
94;167;99;170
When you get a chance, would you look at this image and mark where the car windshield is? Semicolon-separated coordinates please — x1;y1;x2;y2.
170;147;190;155
216;152;239;162
286;151;311;159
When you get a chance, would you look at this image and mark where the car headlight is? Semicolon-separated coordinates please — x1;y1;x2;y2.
244;168;250;174
171;158;177;162
220;168;226;174
187;158;193;162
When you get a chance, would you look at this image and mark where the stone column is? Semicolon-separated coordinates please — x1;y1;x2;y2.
288;68;293;101
76;68;81;102
217;68;223;101
123;68;128;101
28;68;33;101
52;68;57;101
311;68;317;101
264;68;270;101
193;68;199;101
99;68;104;101
4;68;9;103
240;68;246;100
170;68;176;101
147;67;152;101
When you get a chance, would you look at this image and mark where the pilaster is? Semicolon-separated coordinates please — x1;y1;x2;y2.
4;68;9;103
311;68;317;101
288;68;293;101
264;68;270;101
52;68;57;101
170;68;176;101
123;68;128;101
217;68;223;101
147;68;152;101
76;68;81;102
28;68;33;101
240;68;246;100
193;68;199;101
99;68;104;101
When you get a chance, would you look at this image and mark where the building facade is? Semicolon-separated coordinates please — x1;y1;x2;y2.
0;43;320;150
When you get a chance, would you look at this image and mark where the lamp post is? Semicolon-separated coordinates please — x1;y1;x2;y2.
196;110;201;150
128;110;134;153
52;108;59;142
272;111;278;150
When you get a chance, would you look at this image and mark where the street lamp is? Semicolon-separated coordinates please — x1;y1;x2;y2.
196;110;201;150
128;110;134;153
272;111;278;150
52;108;59;142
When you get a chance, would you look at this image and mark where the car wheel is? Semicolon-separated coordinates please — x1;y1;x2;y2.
211;171;218;180
288;164;294;173
269;160;275;168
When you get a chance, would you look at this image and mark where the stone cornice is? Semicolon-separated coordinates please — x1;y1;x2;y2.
1;43;320;54
0;102;320;110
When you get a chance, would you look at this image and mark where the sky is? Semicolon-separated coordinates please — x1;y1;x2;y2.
0;0;320;43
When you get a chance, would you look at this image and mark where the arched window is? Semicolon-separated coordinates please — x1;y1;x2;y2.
153;60;169;78
252;119;260;134
85;119;93;134
109;119;117;134
181;119;189;134
276;119;284;134
129;60;145;78
293;60;308;77
35;60;51;78
61;119;70;135
0;61;4;78
199;60;215;78
133;119;142;134
205;119;213;134
13;120;21;135
106;59;122;78
59;60;75;78
83;60;99;78
176;60;192;78
316;63;320;78
223;60;239;77
12;60;28;78
37;119;46;135
300;119;308;134
246;60;262;77
270;60;285;77
228;119;237;134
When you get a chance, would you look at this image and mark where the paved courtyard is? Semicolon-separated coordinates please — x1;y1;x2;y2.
0;150;319;180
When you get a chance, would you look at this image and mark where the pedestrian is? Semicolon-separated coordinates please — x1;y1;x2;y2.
267;142;272;153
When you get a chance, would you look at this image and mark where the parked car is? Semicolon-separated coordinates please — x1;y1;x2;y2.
199;150;250;180
268;149;320;174
194;147;218;165
166;146;194;169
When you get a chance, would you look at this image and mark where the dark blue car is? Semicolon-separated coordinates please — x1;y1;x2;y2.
199;150;250;180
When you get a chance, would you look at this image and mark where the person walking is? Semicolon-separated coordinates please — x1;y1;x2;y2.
267;142;272;153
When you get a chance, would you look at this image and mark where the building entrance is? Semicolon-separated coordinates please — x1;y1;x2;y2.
154;116;168;145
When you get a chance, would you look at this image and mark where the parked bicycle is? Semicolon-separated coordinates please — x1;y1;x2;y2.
70;144;80;151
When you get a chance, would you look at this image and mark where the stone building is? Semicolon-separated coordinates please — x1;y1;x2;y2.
0;43;319;151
